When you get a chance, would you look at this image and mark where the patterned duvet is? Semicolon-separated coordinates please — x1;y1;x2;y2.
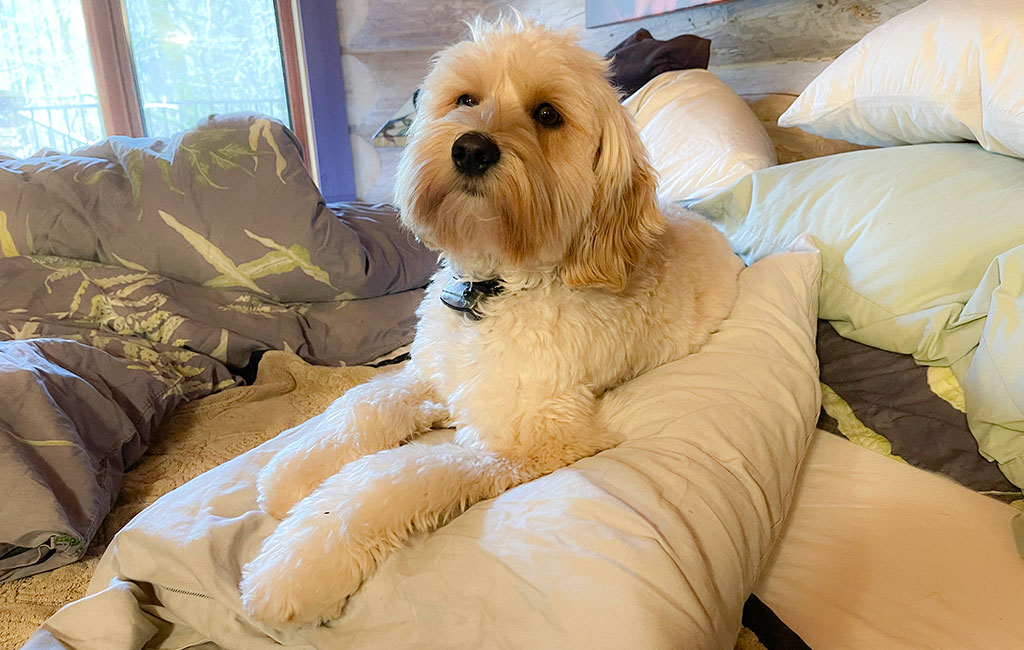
0;115;436;581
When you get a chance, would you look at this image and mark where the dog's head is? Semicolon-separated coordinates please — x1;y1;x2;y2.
395;15;664;291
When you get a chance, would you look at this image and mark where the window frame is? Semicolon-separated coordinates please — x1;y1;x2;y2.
79;0;355;201
81;0;143;138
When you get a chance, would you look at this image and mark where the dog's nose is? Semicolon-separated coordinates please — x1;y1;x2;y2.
451;132;500;177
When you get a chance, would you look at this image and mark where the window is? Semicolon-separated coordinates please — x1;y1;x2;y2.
123;0;291;136
0;0;103;156
0;0;354;201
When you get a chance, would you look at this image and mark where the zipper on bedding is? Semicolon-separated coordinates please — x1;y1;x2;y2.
160;584;213;599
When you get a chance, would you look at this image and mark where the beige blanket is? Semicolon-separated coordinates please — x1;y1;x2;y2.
0;352;384;650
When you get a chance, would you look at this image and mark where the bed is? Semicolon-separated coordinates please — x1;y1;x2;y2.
5;0;1024;647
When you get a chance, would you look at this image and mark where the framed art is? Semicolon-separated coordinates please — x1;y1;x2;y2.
586;0;731;28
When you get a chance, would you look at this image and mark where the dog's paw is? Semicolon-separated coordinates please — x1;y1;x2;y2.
239;520;362;627
239;556;330;627
256;457;315;520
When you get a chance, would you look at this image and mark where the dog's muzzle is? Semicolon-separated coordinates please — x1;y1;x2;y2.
451;132;500;177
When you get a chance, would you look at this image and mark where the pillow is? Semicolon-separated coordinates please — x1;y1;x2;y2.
27;250;822;650
778;0;1024;158
605;28;710;98
689;143;1024;489
690;143;1024;367
623;70;777;203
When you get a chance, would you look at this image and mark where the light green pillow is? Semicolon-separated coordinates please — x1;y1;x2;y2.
690;142;1024;493
689;143;1024;371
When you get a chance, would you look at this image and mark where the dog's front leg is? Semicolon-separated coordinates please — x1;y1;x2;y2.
240;441;522;626
239;394;617;627
256;366;449;519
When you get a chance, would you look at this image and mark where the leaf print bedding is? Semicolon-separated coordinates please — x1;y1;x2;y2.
0;114;437;581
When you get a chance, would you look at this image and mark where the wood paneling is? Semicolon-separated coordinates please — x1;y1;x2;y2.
712;58;832;96
338;0;926;201
343;0;484;52
345;49;433;140
337;0;486;201
488;0;924;66
360;146;406;204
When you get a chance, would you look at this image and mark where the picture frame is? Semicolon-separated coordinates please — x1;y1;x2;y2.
585;0;731;28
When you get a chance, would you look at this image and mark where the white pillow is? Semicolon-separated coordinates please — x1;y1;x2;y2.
623;69;777;203
778;0;1024;158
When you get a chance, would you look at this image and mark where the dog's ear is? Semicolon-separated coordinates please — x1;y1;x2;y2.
561;103;664;291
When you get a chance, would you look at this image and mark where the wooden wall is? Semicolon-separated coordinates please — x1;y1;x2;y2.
336;0;924;202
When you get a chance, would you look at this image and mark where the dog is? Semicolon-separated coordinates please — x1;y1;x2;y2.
239;14;742;627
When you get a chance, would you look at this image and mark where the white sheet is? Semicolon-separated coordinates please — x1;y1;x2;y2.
757;430;1024;649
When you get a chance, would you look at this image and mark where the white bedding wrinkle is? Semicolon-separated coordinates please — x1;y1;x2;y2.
24;251;822;650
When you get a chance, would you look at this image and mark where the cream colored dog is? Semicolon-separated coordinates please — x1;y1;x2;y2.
240;15;742;627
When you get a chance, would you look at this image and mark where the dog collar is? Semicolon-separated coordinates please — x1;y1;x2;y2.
440;276;504;320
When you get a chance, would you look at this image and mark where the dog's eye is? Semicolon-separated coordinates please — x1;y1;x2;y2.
456;94;478;107
533;103;562;128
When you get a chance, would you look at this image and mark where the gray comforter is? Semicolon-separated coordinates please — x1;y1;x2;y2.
0;114;436;581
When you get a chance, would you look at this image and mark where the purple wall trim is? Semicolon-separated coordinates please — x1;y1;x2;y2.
297;0;356;202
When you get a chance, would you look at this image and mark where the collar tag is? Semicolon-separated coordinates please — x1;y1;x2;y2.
441;277;503;320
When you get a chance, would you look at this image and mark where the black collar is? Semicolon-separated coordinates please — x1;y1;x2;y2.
440;276;504;320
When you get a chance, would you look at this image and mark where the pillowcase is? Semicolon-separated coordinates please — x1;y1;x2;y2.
689;143;1024;369
778;0;1024;158
689;143;1024;489
963;244;1024;492
623;69;777;203
605;28;710;98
